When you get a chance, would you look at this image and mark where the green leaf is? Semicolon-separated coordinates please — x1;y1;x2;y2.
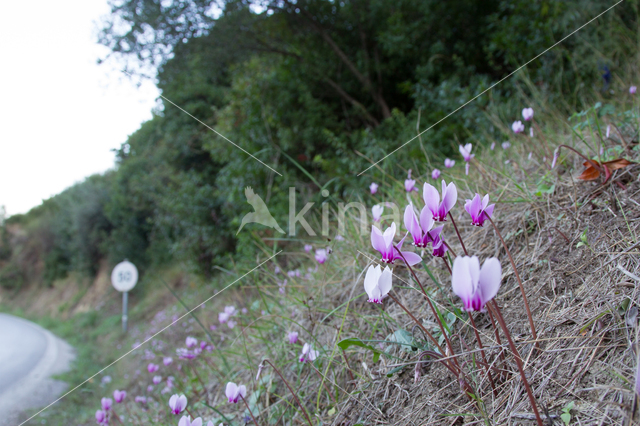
337;338;382;363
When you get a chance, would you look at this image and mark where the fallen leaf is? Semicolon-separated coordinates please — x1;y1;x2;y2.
577;158;633;182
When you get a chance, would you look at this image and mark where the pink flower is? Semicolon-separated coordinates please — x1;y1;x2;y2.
169;394;188;414
403;204;437;248
631;86;637;94
606;124;610;138
227;320;237;329
522;107;534;121
423;180;458;222
315;249;328;264
185;337;198;348
370;222;422;266
135;396;147;404
101;397;112;411
163;357;173;366
370;182;379;194
464;194;495;227
372;204;383;222
363;265;392;304
551;148;559;169
95;410;107;425
179;416;203;426
299;343;319;363
490;142;495;150
444;158;455;168
512;120;525;133
225;382;247;403
459;143;473;162
147;363;159;373
304;244;312;253
147;385;154;392
113;390;126;403
218;312;229;323
431;236;447;258
452;256;501;312
431;169;441;179
224;306;237;316
501;142;510;149
529;127;534;137
288;331;299;344
153;375;162;385
405;179;417;192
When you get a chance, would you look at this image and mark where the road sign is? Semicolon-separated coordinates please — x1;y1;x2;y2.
111;260;138;292
111;260;138;332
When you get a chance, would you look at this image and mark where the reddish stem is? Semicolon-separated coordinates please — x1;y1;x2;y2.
393;247;459;370
387;292;445;356
260;359;313;426
239;395;260;426
448;212;468;256
443;240;458;258
486;215;539;350
488;301;543;426
441;256;452;274
468;313;497;398
557;144;604;174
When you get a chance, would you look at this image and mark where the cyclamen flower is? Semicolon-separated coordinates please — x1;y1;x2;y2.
529;127;534;137
405;170;417;192
606;124;611;138
134;396;147;404
370;182;378;194
431;169;440;179
153;375;162;385
512;120;525;133
403;204;440;248
225;382;246;403
315;249;327;264
113;390;126;403
335;234;345;241
501;142;510;150
464;194;495;227
432;236;447;258
169;394;188;414
444;158;455;168
179;416;203;426
288;331;299;344
522;107;534;121
163;357;173;366
304;244;312;253
363;264;392;304
631;86;637;94
423;180;458;222
101;376;112;384
185;336;197;348
95;410;107;425
490;142;495;150
218;312;229;323
147;363;159;373
101;397;112;411
227;320;237;329
299;343;319;363
459;143;473;162
372;204;383;222
224;306;237;316
551;149;559;169
370;222;422;266
452;256;501;312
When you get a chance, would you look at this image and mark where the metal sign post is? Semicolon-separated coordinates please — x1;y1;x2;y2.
110;260;138;333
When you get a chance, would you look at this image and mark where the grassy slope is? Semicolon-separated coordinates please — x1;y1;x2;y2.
4;82;640;426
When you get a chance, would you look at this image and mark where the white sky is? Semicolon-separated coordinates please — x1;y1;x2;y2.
0;0;159;216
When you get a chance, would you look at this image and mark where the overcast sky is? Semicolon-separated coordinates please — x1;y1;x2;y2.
0;0;159;216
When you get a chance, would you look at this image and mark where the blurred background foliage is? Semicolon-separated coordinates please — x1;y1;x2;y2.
1;0;638;286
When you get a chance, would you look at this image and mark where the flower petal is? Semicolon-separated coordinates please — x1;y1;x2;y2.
419;206;434;233
378;266;393;298
451;257;473;305
404;205;422;240
423;183;440;214
364;265;382;299
382;223;396;248
441;182;458;213
371;225;386;253
400;251;422;266
478;258;501;306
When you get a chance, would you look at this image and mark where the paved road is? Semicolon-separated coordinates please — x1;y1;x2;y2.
0;314;74;425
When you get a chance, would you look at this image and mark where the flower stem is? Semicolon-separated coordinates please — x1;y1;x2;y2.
386;293;447;359
311;364;338;405
441;256;451;274
443;240;458;258
468;313;497;398
486;215;539;350
488;301;543;426
448;212;468;256
260;359;314;426
393;247;459;370
557;144;604;174
239;395;260;426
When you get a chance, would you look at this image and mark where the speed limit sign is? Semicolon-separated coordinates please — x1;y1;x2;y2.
111;260;138;292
